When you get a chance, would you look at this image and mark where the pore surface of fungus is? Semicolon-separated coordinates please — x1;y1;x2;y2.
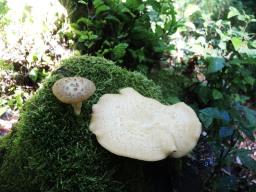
90;87;201;161
52;77;96;115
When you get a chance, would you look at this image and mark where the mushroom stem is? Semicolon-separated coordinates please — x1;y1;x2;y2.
72;102;82;115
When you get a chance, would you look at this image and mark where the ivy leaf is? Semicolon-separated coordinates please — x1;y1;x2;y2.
227;7;240;19
207;57;225;73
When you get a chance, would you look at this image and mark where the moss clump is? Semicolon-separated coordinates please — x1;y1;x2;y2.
0;56;163;192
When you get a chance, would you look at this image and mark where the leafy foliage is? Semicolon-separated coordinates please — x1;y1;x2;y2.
61;0;179;70
154;1;256;191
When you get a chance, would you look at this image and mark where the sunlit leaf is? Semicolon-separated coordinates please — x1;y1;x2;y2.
227;7;240;19
0;106;8;117
29;67;39;82
184;4;199;17
231;37;242;51
250;40;256;48
239;48;256;58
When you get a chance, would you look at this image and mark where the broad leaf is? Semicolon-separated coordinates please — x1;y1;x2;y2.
212;89;223;100
95;4;110;15
184;4;199;17
219;127;234;138
207;57;225;73
235;104;256;126
199;108;220;128
231;37;243;51
239;48;256;58
0;106;8;117
29;67;39;82
251;40;256;48
112;43;129;60
227;7;240;19
215;175;237;192
236;149;256;172
199;108;230;128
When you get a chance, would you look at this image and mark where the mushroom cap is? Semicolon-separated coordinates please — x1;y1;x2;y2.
52;77;96;104
89;87;201;161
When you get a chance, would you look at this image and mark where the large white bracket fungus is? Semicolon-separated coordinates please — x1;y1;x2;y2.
89;87;202;161
52;77;96;115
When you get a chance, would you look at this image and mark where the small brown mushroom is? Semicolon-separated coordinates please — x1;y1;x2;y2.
52;77;96;115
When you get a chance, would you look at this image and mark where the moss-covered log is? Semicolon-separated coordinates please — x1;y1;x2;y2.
0;56;163;192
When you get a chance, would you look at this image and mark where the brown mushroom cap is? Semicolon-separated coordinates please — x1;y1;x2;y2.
89;87;201;161
52;76;96;104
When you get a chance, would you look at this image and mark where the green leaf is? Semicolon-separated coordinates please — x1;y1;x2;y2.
219;127;234;138
125;0;142;10
231;37;243;51
227;7;240;19
93;0;104;8
215;28;230;42
29;67;39;82
250;40;256;48
236;149;256;172
184;4;200;17
215;175;237;192
199;108;220;128
244;76;255;86
0;106;8;117
111;43;129;60
76;17;93;26
95;4;110;15
239;48;256;58
212;89;223;100
207;57;225;73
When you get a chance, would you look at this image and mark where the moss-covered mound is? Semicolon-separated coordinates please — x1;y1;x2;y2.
0;56;163;192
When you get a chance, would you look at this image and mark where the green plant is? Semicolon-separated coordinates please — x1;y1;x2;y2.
0;0;9;29
62;0;180;71
154;3;256;191
0;55;164;192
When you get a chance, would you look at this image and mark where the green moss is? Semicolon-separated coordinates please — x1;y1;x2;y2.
0;56;163;192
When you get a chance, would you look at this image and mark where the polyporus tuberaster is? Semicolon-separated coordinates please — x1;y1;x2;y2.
89;87;201;161
52;77;96;115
